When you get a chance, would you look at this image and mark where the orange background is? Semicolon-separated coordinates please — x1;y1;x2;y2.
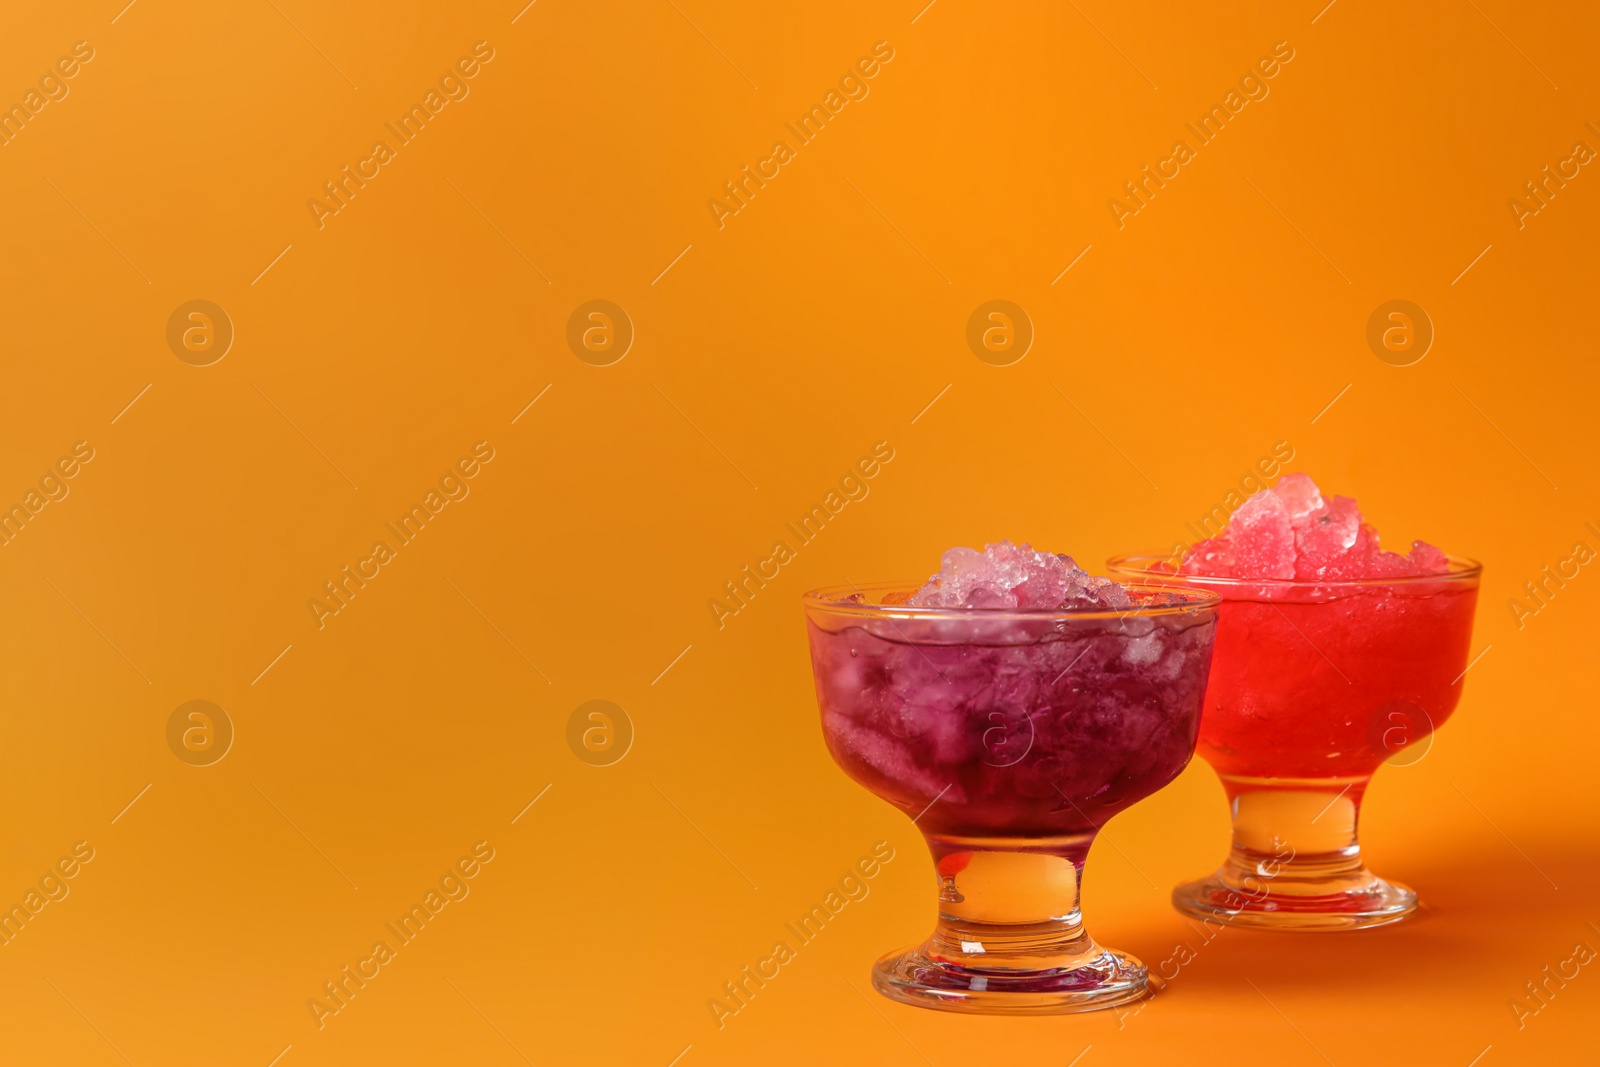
1;1;1596;1064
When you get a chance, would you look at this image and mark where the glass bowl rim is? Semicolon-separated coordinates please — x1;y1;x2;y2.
801;579;1222;622
1105;551;1483;590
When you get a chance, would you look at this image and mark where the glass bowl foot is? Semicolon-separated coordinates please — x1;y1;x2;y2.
1172;869;1417;931
870;946;1146;1015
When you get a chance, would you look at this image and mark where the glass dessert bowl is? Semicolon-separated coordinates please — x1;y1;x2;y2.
802;545;1219;1014
1109;475;1481;930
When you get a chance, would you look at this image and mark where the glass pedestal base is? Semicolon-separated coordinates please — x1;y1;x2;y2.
1178;774;1418;931
873;833;1148;1014
872;944;1146;1015
1172;867;1417;930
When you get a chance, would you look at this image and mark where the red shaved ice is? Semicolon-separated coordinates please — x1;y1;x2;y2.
1181;473;1449;581
1153;473;1476;778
